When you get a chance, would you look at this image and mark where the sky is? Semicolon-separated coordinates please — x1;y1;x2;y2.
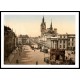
4;15;75;37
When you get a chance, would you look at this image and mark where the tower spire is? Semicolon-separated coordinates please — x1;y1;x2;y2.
42;16;44;22
50;19;53;30
41;16;46;36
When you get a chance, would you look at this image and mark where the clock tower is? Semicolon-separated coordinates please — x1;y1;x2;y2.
41;16;46;36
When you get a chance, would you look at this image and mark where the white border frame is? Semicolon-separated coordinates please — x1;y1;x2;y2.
1;12;79;68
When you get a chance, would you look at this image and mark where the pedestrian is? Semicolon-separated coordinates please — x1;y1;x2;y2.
36;61;38;65
34;49;35;52
69;58;72;64
16;59;19;64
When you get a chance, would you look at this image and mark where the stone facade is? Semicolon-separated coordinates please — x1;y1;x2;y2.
47;34;75;50
40;17;75;51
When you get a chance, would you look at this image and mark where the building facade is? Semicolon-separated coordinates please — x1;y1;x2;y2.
4;26;17;60
40;17;75;51
41;16;58;37
17;35;30;45
40;16;58;48
47;34;75;50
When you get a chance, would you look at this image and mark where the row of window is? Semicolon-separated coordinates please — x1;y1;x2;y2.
58;36;75;41
68;38;74;41
59;40;66;43
68;42;74;46
59;35;67;38
59;45;65;48
53;43;74;49
53;40;74;44
53;43;75;49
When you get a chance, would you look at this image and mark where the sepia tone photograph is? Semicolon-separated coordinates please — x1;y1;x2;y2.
1;12;79;68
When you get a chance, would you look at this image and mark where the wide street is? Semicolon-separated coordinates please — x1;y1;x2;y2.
12;45;50;65
19;45;50;64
